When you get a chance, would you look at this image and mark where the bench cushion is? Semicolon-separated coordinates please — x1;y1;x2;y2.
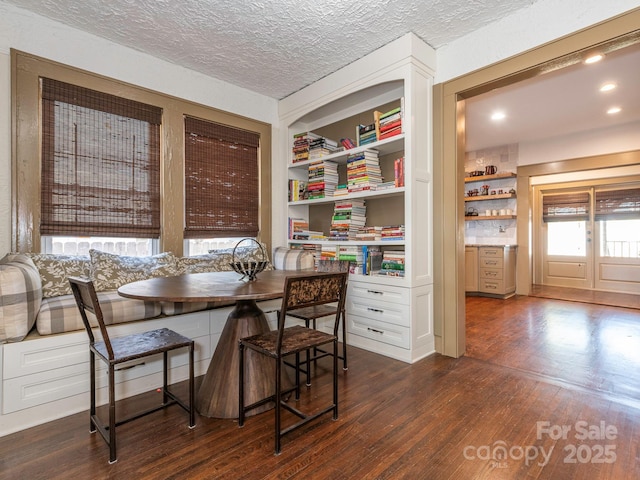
37;291;162;335
272;247;315;271
0;254;43;343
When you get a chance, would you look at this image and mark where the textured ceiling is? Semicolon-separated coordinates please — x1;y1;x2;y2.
4;0;541;99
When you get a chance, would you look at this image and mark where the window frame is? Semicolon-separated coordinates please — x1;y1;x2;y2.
11;49;272;255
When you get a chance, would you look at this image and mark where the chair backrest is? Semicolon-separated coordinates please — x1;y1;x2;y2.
317;259;351;273
277;272;349;349
69;276;115;360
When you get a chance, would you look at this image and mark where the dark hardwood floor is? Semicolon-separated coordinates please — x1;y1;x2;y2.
1;295;639;479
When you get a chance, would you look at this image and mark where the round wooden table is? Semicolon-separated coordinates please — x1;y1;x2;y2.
118;270;303;419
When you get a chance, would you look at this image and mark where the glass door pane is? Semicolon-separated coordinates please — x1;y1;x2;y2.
547;221;587;256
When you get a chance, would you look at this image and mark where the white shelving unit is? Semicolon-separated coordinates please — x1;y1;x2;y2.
277;33;436;363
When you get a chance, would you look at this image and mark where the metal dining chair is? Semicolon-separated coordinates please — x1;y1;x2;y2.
238;271;349;454
285;260;350;385
69;276;195;463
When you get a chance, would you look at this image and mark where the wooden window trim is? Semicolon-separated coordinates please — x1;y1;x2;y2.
11;50;271;255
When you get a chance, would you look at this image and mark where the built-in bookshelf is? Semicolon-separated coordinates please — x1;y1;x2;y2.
278;33;435;363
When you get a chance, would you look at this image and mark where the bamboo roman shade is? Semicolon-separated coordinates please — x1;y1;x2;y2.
184;116;260;238
595;187;640;220
542;192;590;222
41;78;162;237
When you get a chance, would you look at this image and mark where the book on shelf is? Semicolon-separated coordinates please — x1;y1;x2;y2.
307;160;338;199
347;150;382;192
288;217;309;238
288;179;308;201
330;199;366;241
377;249;405;277
394;157;405;187
340;138;356;150
354;226;382;241
374;105;403;141
381;225;405;241
292;131;339;164
379;127;402;140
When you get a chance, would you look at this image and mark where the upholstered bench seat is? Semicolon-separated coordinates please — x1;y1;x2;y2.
37;292;163;336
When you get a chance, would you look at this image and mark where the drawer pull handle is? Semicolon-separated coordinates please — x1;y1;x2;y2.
367;307;384;313
367;289;384;295
116;361;146;371
367;327;384;334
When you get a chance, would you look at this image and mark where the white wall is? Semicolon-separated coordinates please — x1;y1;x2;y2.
436;0;639;84
519;120;640;165
0;1;278;256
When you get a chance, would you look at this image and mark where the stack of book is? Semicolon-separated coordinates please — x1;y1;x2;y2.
292;131;322;163
307;160;338;199
378;250;405;277
338;245;363;273
374;106;403;140
329;199;366;240
340;138;356;150
354;226;382;241
346;150;383;193
320;245;338;261
333;184;349;197
381;225;405;241
357;123;377;146
288;217;308;238
288;179;308;201
308;136;340;160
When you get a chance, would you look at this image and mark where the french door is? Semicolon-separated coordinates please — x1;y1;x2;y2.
537;183;640;294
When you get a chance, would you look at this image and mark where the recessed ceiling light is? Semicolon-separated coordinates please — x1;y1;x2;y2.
600;82;616;92
584;53;604;64
491;111;506;121
607;106;621;115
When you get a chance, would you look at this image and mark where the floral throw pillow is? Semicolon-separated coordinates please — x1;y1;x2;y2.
25;253;91;298
210;241;273;271
89;250;179;292
175;253;234;274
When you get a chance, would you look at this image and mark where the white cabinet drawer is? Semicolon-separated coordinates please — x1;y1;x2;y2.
479;247;504;258
479;268;503;280
479;278;505;294
3;313;210;380
348;281;410;305
3;335;210;414
479;257;503;268
347;314;410;349
347;296;410;327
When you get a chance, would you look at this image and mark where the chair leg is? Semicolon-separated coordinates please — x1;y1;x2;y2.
295;352;301;399
162;351;169;405
108;365;117;464
341;310;348;371
238;342;245;427
188;343;195;428
275;356;282;455
89;352;96;433
333;340;338;420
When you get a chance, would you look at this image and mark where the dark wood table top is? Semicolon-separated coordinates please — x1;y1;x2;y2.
117;269;311;303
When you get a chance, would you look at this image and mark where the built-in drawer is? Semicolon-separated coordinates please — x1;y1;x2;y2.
347;314;410;349
479;268;503;280
348;281;410;305
479;278;505;294
479;257;503;268
479;247;504;258
2;336;210;414
347;296;410;328
3;312;210;380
